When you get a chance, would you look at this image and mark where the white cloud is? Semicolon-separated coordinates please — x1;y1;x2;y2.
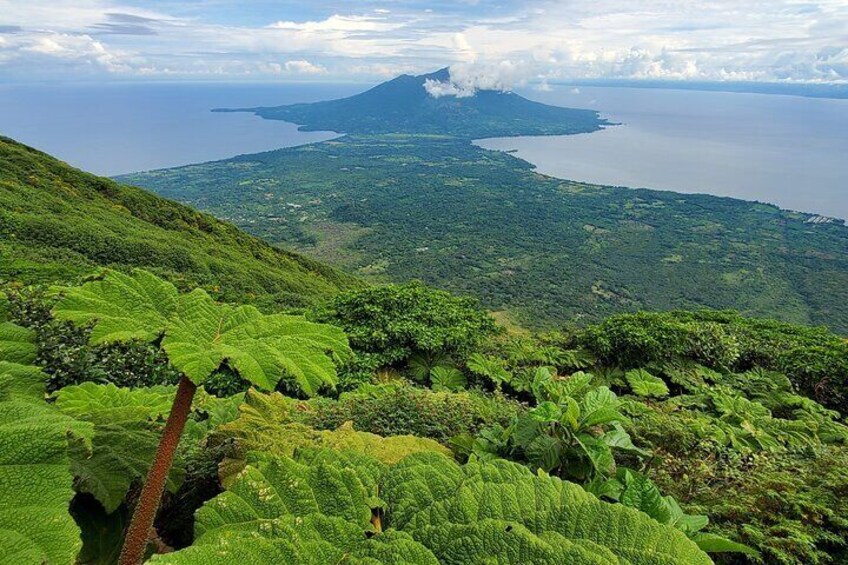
425;61;529;97
269;14;402;33
284;59;326;74
0;0;846;83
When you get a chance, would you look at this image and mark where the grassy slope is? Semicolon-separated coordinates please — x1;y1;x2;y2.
0;136;361;308
122;134;848;333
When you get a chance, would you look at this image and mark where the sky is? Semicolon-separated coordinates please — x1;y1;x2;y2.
0;1;846;86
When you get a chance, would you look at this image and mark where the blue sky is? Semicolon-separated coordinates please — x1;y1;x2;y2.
0;0;846;85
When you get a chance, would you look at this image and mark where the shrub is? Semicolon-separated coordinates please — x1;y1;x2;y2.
579;311;848;412
5;287;180;391
295;384;522;444
309;281;500;372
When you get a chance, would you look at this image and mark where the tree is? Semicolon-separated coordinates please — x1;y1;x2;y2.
310;281;499;370
53;270;350;565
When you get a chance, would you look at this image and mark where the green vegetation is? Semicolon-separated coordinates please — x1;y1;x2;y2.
2;135;848;564
0;136;360;310
309;281;499;389
122;133;848;333
153;449;710;565
218;68;608;138
579;310;848;413
52;269;351;564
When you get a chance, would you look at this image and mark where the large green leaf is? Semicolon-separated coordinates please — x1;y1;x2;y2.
0;321;37;365
162;289;350;391
429;366;466;392
54;269;351;395
156;448;712;565
151;451;440;565
0;363;93;564
211;389;451;484
53;383;185;513
617;469;672;524
0;291;9;322
580;386;627;428
626;369;669;398
53;270;178;344
391;455;714;565
54;382;175;424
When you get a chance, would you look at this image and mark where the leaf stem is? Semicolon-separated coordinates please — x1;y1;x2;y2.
119;376;197;565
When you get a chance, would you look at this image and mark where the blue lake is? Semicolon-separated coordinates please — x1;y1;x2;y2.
0;81;845;218
0;82;361;176
479;85;848;219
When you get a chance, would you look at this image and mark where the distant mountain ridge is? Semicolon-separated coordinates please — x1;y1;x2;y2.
216;68;610;138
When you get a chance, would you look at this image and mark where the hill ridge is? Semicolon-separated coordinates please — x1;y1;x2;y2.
0;136;361;308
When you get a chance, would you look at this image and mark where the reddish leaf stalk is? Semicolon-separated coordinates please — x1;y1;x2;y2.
119;376;198;565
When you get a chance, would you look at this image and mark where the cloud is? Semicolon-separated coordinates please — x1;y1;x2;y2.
0;0;845;83
423;78;475;98
269;14;402;33
284;59;326;74
424;60;527;97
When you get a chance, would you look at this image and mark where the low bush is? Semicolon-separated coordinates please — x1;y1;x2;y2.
309;282;500;372
579;310;848;412
297;384;523;444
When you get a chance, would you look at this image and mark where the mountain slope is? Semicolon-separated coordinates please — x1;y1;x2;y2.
0;136;361;308
217;68;609;138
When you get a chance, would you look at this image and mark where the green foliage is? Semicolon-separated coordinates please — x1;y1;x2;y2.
54;269;351;395
0;136;360;311
6;285;180;391
0;334;94;564
52;383;185;513
0;318;37;365
407;351;455;384
580;311;848;412
153;449;711;565
465;352;511;390
211;389;452;482
429;366;466;392
297;384;521;444
626;368;669;398
310;281;499;374
628;382;848;564
461;372;643;481
588;468;757;557
71;494;129;565
124;132;848;333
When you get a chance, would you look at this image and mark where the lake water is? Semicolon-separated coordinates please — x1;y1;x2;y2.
1;82;845;218
478;86;848;219
0;82;362;176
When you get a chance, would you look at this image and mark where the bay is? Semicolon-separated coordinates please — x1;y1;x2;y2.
477;86;848;219
0;82;361;176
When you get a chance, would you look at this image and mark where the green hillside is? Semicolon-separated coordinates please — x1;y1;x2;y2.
122;133;848;333
0;136;361;308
